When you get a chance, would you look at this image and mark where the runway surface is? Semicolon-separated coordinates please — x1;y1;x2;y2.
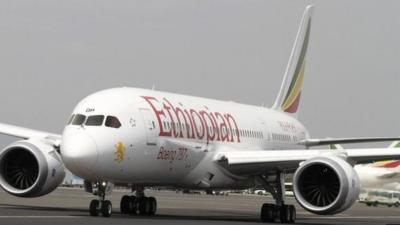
0;188;399;225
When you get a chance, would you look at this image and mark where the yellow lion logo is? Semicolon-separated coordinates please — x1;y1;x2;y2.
114;142;125;163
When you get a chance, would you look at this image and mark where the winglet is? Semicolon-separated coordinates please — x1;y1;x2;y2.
272;5;313;118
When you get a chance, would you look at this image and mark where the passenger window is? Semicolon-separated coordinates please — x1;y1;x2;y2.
67;114;75;125
86;115;105;126
72;114;86;125
105;116;122;128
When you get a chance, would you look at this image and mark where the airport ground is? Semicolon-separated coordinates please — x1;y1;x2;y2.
0;188;399;225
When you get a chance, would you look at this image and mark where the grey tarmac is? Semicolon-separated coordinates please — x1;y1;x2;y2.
0;188;399;225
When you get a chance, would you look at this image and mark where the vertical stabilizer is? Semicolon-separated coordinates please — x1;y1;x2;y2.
272;5;313;118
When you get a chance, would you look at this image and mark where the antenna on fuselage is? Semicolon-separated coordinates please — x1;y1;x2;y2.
151;84;156;90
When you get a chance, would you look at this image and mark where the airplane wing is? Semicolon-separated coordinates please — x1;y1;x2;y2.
215;147;400;176
0;123;61;146
300;137;400;147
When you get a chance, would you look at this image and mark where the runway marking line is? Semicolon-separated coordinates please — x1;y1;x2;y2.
0;216;84;219
306;216;400;219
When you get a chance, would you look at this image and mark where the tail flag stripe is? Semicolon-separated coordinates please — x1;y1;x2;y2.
281;62;305;111
372;160;400;168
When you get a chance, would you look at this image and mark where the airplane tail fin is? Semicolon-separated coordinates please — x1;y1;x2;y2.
272;5;313;118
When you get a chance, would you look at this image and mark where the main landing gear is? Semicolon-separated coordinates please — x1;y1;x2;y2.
120;186;157;216
258;172;296;223
261;203;296;223
85;181;114;217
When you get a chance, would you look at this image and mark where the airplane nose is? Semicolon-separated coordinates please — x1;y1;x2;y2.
61;131;98;176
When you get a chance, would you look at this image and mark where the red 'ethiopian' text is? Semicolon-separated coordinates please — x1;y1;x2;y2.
142;96;241;143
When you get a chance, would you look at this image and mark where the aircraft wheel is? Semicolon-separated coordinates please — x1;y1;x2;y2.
279;205;291;223
148;197;157;215
101;200;112;217
129;196;138;215
89;200;100;217
288;205;296;223
120;195;130;214
138;197;151;215
261;203;275;222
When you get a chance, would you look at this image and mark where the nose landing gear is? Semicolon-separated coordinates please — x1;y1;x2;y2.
120;186;157;216
89;199;112;217
85;180;114;217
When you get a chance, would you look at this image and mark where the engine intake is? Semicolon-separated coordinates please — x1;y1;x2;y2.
297;163;340;207
2;148;40;190
293;156;360;215
0;139;65;197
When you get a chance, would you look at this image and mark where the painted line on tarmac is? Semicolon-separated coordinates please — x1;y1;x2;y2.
306;216;400;219
0;216;84;219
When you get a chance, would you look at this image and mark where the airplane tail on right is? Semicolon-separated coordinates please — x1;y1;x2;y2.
330;141;400;169
375;141;400;169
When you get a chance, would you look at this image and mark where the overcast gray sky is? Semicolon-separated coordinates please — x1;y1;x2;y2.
0;0;399;148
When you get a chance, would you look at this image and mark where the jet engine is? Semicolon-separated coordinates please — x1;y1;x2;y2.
0;139;65;197
293;155;360;215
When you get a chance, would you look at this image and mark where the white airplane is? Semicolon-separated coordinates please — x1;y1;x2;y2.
1;5;400;224
330;142;400;190
357;161;400;190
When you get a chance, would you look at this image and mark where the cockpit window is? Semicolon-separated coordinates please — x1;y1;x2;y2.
105;116;121;128
71;114;86;125
85;115;105;126
67;114;75;125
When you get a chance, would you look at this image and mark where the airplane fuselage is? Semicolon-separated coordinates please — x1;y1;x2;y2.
61;87;309;189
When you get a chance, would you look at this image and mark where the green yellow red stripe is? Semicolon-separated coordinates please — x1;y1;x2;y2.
281;19;311;113
371;160;400;168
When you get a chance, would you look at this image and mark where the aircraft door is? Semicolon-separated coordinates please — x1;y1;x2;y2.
260;118;273;148
139;108;158;145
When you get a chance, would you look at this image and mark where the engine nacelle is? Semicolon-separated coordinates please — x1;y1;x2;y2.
0;139;65;197
293;155;360;215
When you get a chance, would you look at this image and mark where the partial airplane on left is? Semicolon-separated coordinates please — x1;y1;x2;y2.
0;5;400;224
